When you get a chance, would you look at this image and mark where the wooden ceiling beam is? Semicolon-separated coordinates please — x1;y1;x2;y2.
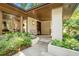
0;4;27;18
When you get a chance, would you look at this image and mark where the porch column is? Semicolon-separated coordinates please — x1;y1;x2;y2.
51;7;63;40
20;16;23;32
26;19;28;32
11;15;15;32
0;11;3;35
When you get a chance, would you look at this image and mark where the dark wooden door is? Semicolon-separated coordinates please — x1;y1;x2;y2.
37;21;41;35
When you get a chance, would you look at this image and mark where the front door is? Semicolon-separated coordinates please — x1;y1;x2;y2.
37;21;41;35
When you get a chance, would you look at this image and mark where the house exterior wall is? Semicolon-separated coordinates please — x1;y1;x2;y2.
28;17;37;35
51;7;63;40
41;21;51;35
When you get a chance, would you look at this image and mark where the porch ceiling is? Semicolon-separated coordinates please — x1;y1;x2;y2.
26;3;63;21
0;3;77;21
26;3;77;21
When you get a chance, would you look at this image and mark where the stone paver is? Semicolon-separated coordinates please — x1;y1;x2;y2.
13;35;53;56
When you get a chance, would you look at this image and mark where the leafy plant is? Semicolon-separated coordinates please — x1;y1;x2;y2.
51;39;63;47
0;32;32;55
61;5;79;51
63;5;79;38
51;38;79;51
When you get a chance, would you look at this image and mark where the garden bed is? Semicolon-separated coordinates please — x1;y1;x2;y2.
48;42;79;56
0;32;32;56
4;45;31;56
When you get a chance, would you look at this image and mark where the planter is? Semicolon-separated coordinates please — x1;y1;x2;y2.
48;42;79;56
32;37;39;46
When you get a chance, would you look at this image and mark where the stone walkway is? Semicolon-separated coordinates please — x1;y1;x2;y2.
13;35;53;56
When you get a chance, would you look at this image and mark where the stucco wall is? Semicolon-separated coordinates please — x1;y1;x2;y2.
27;17;51;35
41;21;51;35
28;17;37;35
51;7;63;40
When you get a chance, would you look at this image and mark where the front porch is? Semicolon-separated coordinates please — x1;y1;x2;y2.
0;3;79;56
0;3;76;39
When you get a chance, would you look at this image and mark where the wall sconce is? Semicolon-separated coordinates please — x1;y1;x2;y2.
32;21;35;25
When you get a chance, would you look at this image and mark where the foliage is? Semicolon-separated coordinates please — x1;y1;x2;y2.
51;40;63;47
63;7;79;41
20;3;27;9
63;19;79;36
51;31;79;51
0;32;32;55
59;5;79;51
51;38;79;51
51;5;79;51
16;3;43;10
63;5;79;37
71;5;79;20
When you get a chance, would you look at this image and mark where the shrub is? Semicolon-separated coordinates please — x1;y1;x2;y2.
0;32;32;55
51;39;63;47
51;38;79;51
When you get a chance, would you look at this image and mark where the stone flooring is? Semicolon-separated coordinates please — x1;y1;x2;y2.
13;35;53;56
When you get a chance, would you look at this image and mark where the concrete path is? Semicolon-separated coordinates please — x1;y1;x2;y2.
13;35;53;56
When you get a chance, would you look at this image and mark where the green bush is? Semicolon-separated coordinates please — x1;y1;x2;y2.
0;32;32;55
51;38;79;51
51;39;63;47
